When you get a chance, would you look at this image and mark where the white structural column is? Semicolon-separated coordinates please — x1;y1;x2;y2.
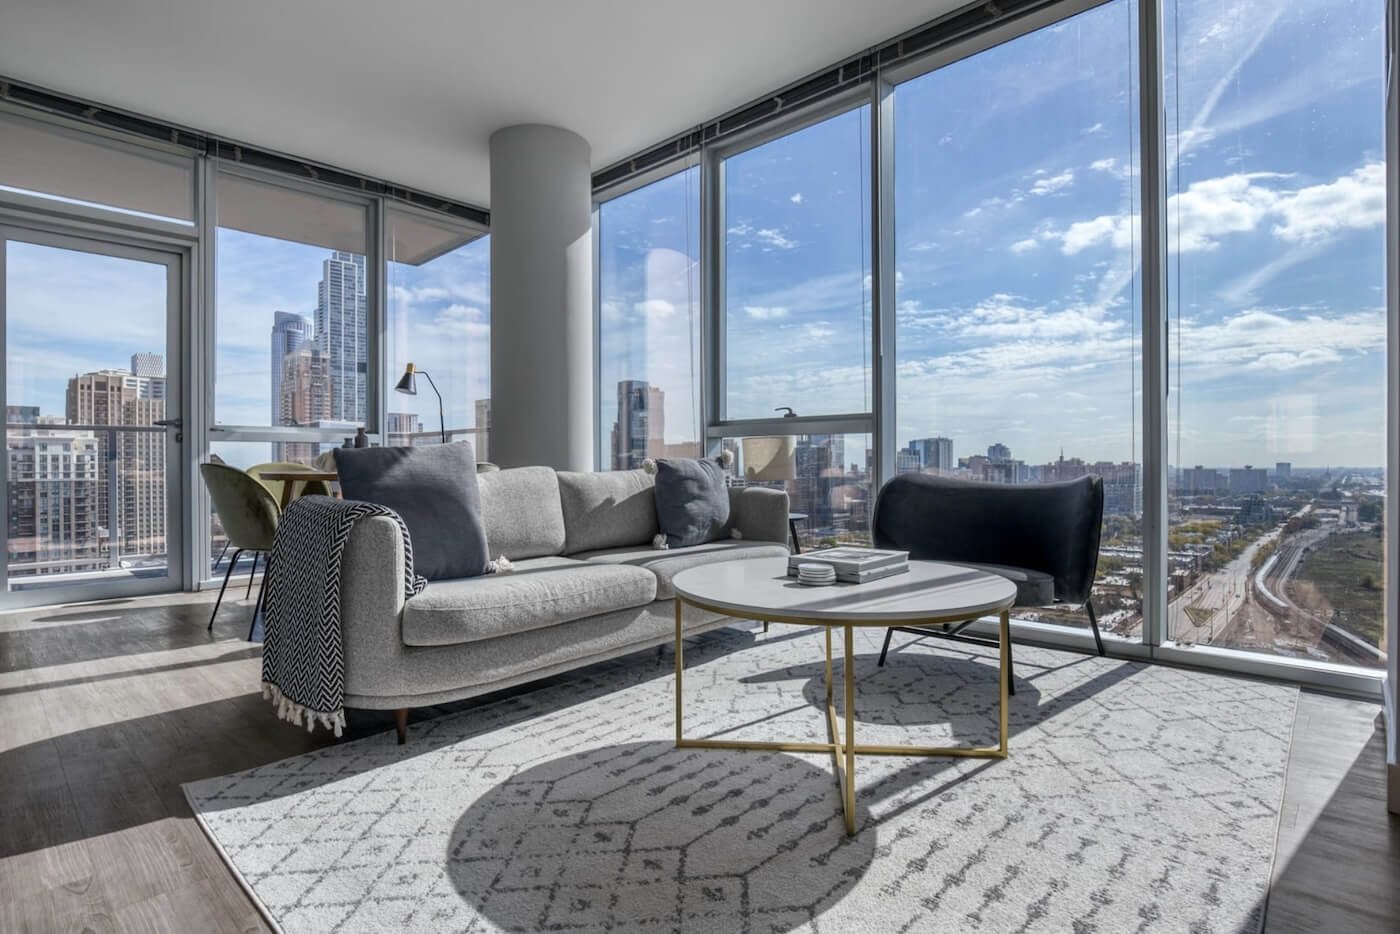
488;124;594;470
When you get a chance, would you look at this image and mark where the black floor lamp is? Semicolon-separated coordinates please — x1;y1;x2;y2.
394;363;447;444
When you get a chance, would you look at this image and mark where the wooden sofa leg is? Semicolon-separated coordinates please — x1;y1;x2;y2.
394;708;409;745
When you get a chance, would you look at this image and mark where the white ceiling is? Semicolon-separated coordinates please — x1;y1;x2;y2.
0;0;960;208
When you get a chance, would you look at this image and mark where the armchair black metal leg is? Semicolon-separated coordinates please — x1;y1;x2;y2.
1005;630;1016;696
207;548;242;631
877;628;894;666
244;551;259;599
1085;597;1106;656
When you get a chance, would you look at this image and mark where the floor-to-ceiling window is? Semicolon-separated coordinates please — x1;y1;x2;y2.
717;105;874;547
208;171;374;578
1163;0;1387;668
596;166;702;469
893;0;1142;636
385;208;490;458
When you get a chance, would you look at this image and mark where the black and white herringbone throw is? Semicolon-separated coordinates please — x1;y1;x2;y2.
260;495;426;736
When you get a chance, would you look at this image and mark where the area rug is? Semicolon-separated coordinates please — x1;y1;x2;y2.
185;626;1297;933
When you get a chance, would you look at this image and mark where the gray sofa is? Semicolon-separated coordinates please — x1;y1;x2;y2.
337;466;790;740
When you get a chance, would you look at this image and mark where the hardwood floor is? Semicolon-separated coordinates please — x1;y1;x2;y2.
0;588;1394;933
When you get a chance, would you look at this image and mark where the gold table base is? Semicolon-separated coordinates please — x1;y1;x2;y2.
674;598;1011;836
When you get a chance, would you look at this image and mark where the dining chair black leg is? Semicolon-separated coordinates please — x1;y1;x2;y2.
208;548;242;631
877;627;895;666
244;551;259;599
248;553;272;641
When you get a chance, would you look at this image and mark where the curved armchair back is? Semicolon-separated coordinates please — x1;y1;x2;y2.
201;463;280;552
872;473;1104;604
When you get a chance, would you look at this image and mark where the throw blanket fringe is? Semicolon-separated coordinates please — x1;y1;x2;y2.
261;496;426;735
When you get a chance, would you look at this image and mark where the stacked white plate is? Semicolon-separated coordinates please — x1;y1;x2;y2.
796;562;836;586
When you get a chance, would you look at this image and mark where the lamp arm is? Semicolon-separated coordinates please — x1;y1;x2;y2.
418;369;447;444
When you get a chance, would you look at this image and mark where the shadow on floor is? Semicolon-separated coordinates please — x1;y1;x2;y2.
446;740;875;932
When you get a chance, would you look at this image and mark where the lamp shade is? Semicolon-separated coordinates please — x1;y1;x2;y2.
742;436;796;483
394;364;417;394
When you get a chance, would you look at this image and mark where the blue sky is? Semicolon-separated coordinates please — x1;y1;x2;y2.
597;0;1386;470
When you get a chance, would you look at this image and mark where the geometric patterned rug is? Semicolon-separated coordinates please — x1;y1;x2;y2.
185;625;1298;933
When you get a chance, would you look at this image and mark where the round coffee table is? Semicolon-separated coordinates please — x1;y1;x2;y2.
671;556;1016;835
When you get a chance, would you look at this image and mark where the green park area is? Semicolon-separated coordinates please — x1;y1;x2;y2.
1296;530;1385;646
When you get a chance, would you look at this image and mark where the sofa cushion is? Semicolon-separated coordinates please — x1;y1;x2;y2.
653;457;730;548
556;469;658;554
401;556;657;647
944;561;1055;607
573;540;790;600
333;441;489;582
476;466;565;559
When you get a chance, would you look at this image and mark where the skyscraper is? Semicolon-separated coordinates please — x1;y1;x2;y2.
612;380;664;470
987;442;1011;461
271;311;313;425
278;346;333;463
316;251;367;425
66;358;166;563
908;436;954;474
475;398;491;462
6;417;102;578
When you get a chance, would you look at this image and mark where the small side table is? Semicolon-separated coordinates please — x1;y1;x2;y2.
259;470;340;511
788;512;808;553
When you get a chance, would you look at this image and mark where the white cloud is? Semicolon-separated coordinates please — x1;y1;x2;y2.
1272;162;1385;243
1082;122;1106;135
634;299;676;319
1030;170;1074;196
790;192;804;204
743;306;789;320
755;228;797;250
1054;162;1384;255
1009;238;1040;254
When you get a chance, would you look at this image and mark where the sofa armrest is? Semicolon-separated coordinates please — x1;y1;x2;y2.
339;514;412;697
726;486;791;546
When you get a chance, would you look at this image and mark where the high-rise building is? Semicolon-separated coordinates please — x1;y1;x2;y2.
1093;460;1143;517
6;418;102;578
475;398;491;462
895;447;921;475
278;346;333;463
1274;461;1292;480
611;380;664;470
1180;465;1223;494
271;311;313;425
386;411;423;445
129;353;164;378
908;436;954;473
987;442;1011;461
65;358;166;563
315;251;367;425
1229;465;1269;495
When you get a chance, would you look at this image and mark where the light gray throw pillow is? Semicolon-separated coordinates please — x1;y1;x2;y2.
653;457;730;548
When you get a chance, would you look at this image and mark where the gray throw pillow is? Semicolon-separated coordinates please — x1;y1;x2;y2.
333;441;489;581
653;457;730;548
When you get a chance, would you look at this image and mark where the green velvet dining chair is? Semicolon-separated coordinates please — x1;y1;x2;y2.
201;462;280;639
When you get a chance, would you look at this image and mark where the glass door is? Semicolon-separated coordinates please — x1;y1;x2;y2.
1;227;184;606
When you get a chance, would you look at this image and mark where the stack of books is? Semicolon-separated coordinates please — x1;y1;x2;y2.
786;546;909;585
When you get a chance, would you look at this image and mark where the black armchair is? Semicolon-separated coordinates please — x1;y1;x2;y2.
871;473;1107;686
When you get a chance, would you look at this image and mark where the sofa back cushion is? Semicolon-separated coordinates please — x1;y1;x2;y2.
333;441;489;581
476;466;566;559
557;469;658;554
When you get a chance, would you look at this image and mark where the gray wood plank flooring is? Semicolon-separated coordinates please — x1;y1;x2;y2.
0;589;1394;933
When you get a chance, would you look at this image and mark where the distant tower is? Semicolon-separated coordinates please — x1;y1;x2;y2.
270;311;312;426
315;252;367;425
611;380;664;470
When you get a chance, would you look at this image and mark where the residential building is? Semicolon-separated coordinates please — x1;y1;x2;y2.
270;310;313;425
316;251;367;426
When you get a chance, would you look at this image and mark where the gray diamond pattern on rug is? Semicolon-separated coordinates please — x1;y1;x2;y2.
185;626;1296;934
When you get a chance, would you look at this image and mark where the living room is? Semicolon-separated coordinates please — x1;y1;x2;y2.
0;1;1396;932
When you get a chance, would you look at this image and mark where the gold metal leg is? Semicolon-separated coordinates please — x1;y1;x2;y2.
843;624;856;835
674;598;684;747
999;609;1010;758
671;606;1014;837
